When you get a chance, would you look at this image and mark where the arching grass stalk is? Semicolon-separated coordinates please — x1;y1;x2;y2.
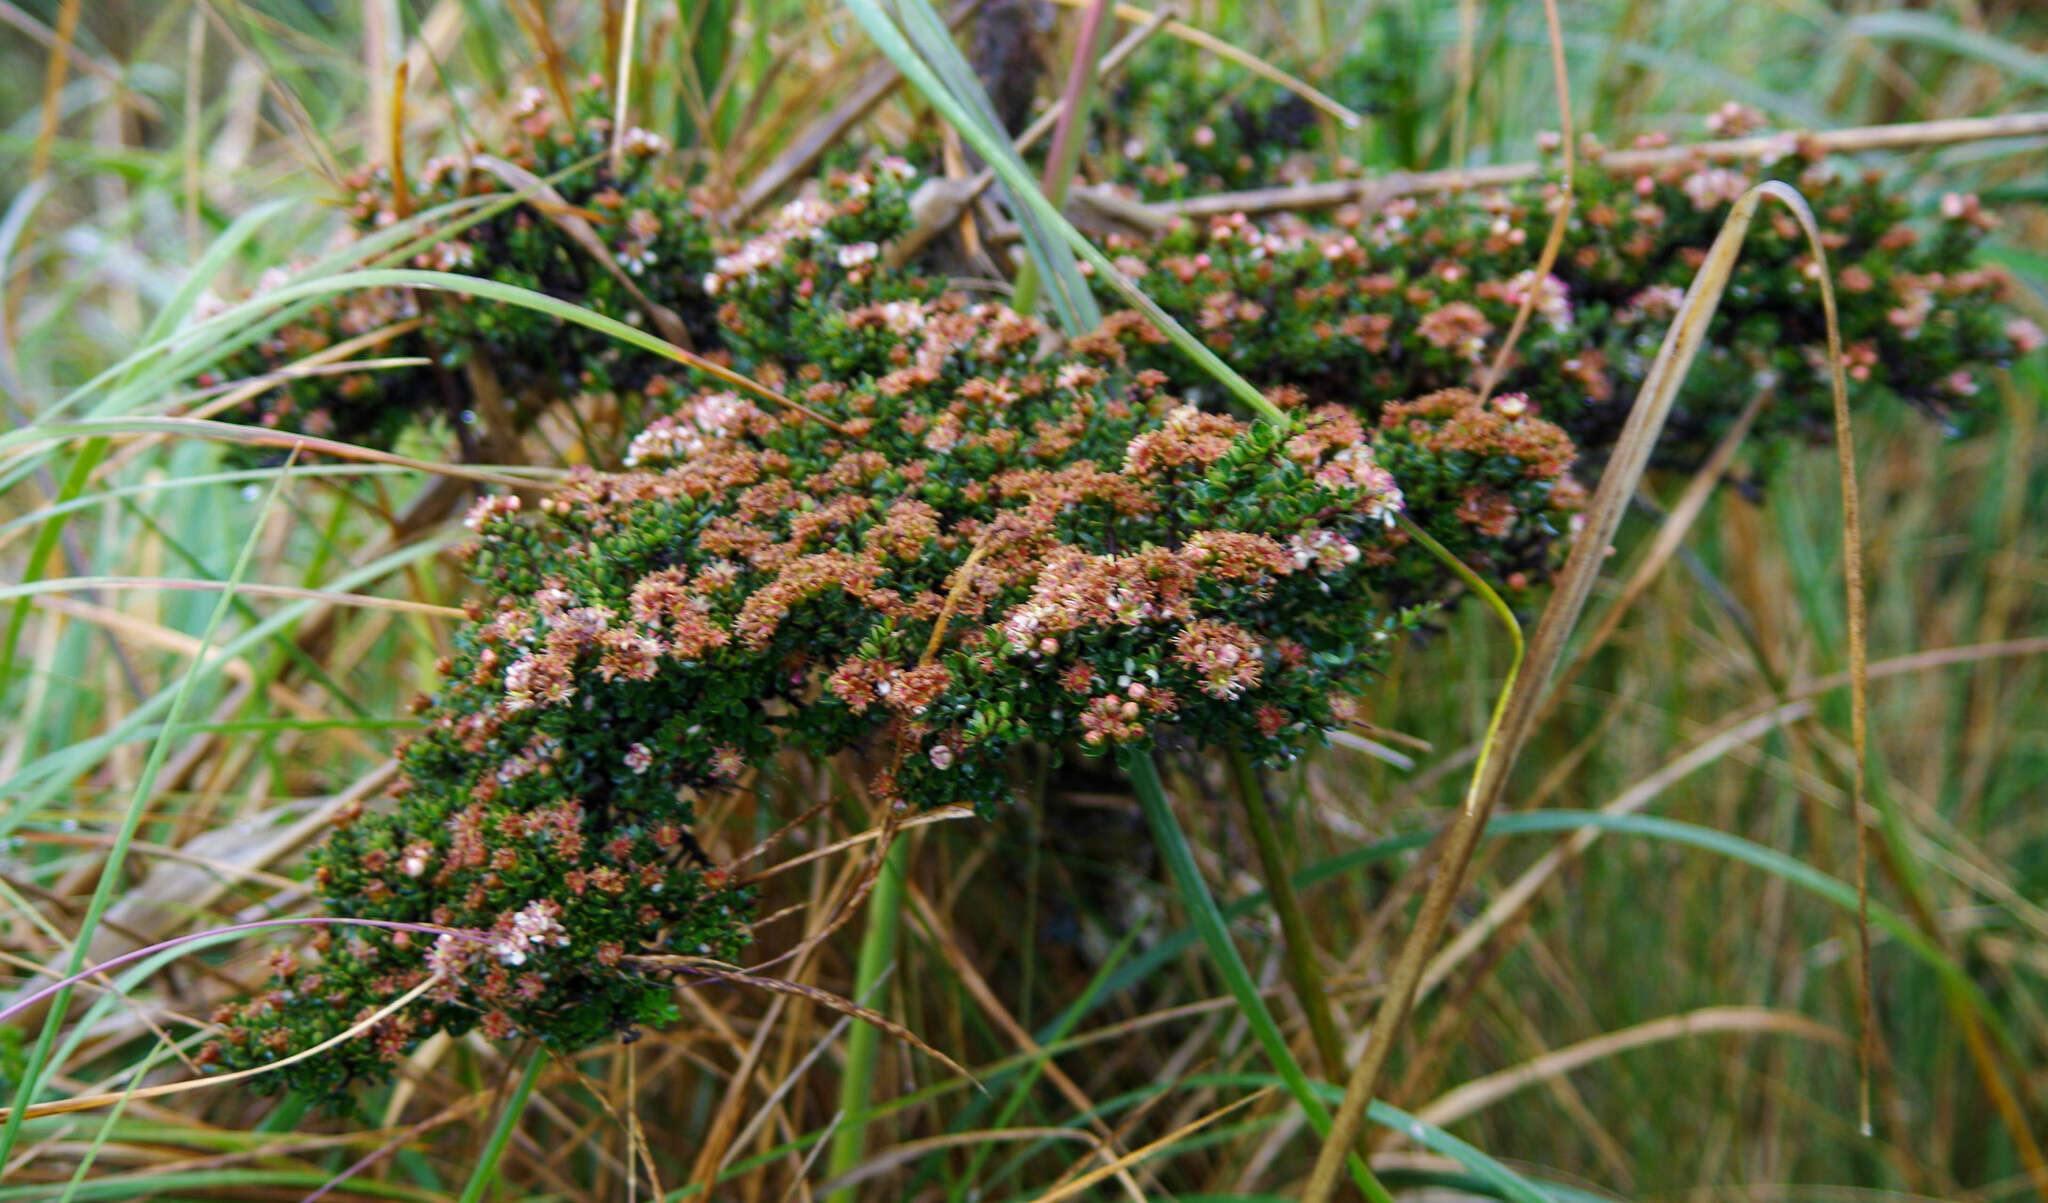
1122;748;1392;1203
1300;179;1898;1203
1228;749;1346;1079
823;833;912;1203
1297;514;1524;1203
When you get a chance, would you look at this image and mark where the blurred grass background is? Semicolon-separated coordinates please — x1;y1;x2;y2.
0;1;2044;1199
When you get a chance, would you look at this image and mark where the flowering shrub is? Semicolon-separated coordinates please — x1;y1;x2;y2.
200;82;2037;1105
699;156;939;378
202;81;707;454
204;86;929;463
207;290;1583;1100
1091;114;2041;471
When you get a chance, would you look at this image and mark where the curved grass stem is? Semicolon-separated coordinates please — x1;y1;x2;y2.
1302;514;1525;1203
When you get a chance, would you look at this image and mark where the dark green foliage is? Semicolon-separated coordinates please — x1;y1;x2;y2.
203;81;717;458
200;86;931;465
200;86;2035;1111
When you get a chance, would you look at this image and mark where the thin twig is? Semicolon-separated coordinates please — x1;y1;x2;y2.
1477;0;1575;402
1155;110;2048;219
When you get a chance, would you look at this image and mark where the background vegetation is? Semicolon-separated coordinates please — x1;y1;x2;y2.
0;0;2044;1199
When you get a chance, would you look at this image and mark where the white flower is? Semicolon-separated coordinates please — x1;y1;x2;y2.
621;126;668;156
1506;270;1573;332
492;900;570;966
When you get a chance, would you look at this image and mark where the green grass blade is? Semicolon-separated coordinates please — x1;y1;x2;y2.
1122;749;1390;1202
0;458;295;1169
455;1052;546;1203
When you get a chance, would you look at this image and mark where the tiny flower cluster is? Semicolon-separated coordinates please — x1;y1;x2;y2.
1091;113;2037;473
213;290;1582;1102
698;158;942;381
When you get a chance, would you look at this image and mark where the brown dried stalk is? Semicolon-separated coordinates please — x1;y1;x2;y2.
723;0;985;227
1159;109;2048;219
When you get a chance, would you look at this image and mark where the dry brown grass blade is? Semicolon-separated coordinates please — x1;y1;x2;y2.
174;354;431;412
0;974;441;1122
177;318;428;425
1050;0;1359;127
1763;181;1876;1142
1161;110;2048;219
23;417;551;489
3;597;251;688
0;2;144;107
620;955;976;1085
194;1;342;187
1021;1087;1272;1203
3;763;396;1028
1412;1006;1848;1131
12;577;463;618
815;1127;1107;1198
902;882;1154;1201
740;806;977;885
9;832;296;894
920;537;996;664
724;0;984;226
24;0;77;185
2;0;79;338
1302;179;1868;1203
677;955;811;1195
713;1001;854;1183
1548;386;1769;702
1448;0;1478;165
388;61;413;222
508;0;576;125
609;0;646;174
469;155;695;349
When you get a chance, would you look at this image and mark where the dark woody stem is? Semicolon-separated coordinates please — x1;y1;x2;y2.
1229;748;1348;1080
